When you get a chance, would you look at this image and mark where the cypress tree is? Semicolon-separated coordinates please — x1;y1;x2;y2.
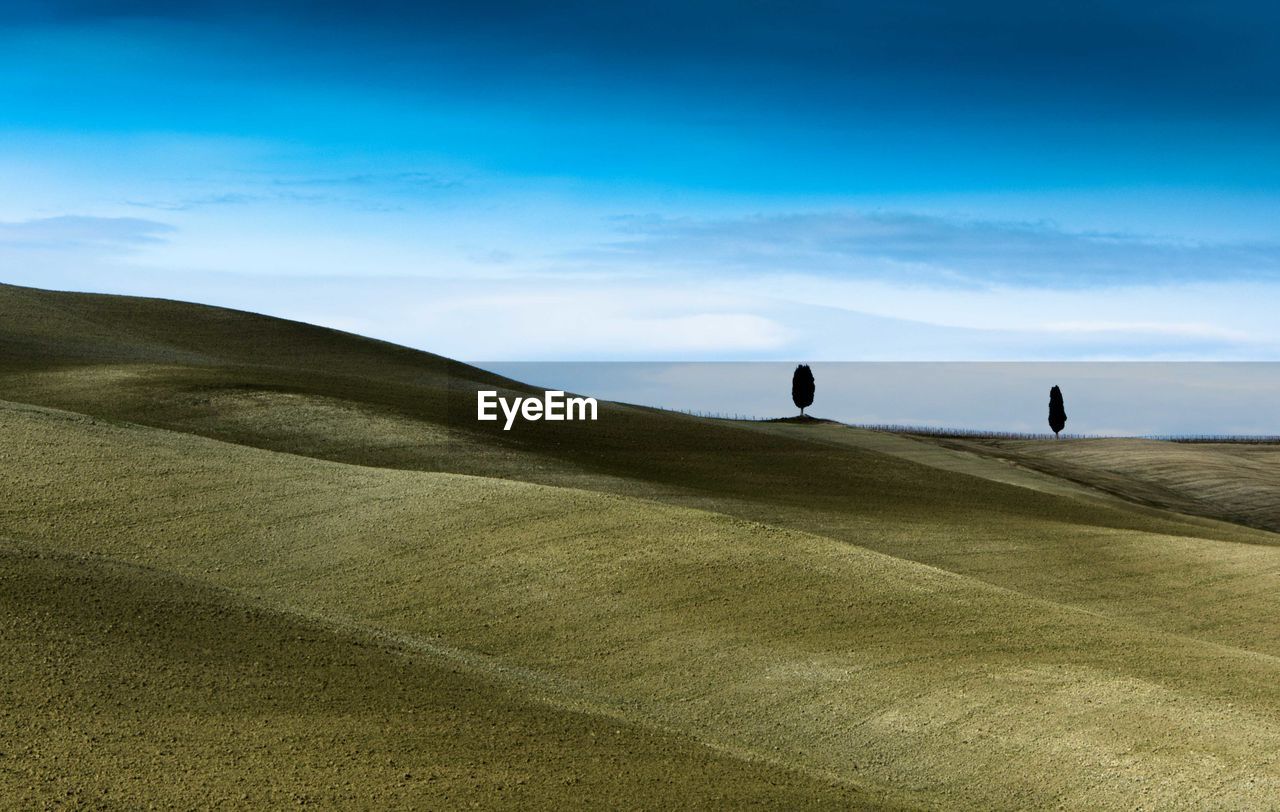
792;364;815;417
1048;385;1067;438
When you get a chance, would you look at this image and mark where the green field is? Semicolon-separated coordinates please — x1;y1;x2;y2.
4;282;1280;809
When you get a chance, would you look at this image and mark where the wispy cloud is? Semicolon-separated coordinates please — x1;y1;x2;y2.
1034;321;1253;342
0;215;175;278
0;215;174;249
124;171;464;213
125;193;260;212
588;212;1280;288
269;171;462;190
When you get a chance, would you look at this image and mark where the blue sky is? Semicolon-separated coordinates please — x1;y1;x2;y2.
4;1;1280;360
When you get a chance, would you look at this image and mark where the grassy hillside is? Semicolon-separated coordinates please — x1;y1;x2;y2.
6;401;1280;808
0;539;867;809
931;436;1280;534
5;283;1280;807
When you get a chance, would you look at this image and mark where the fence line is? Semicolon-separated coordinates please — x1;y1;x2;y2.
856;424;1082;440
1158;435;1280;444
669;410;1280;442
672;408;772;421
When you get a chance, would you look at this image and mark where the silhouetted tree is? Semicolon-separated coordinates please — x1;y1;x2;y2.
1048;385;1067;438
792;364;815;417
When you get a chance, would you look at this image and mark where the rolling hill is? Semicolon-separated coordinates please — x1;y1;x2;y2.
4;282;1280;808
929;435;1280;534
0;538;867;809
